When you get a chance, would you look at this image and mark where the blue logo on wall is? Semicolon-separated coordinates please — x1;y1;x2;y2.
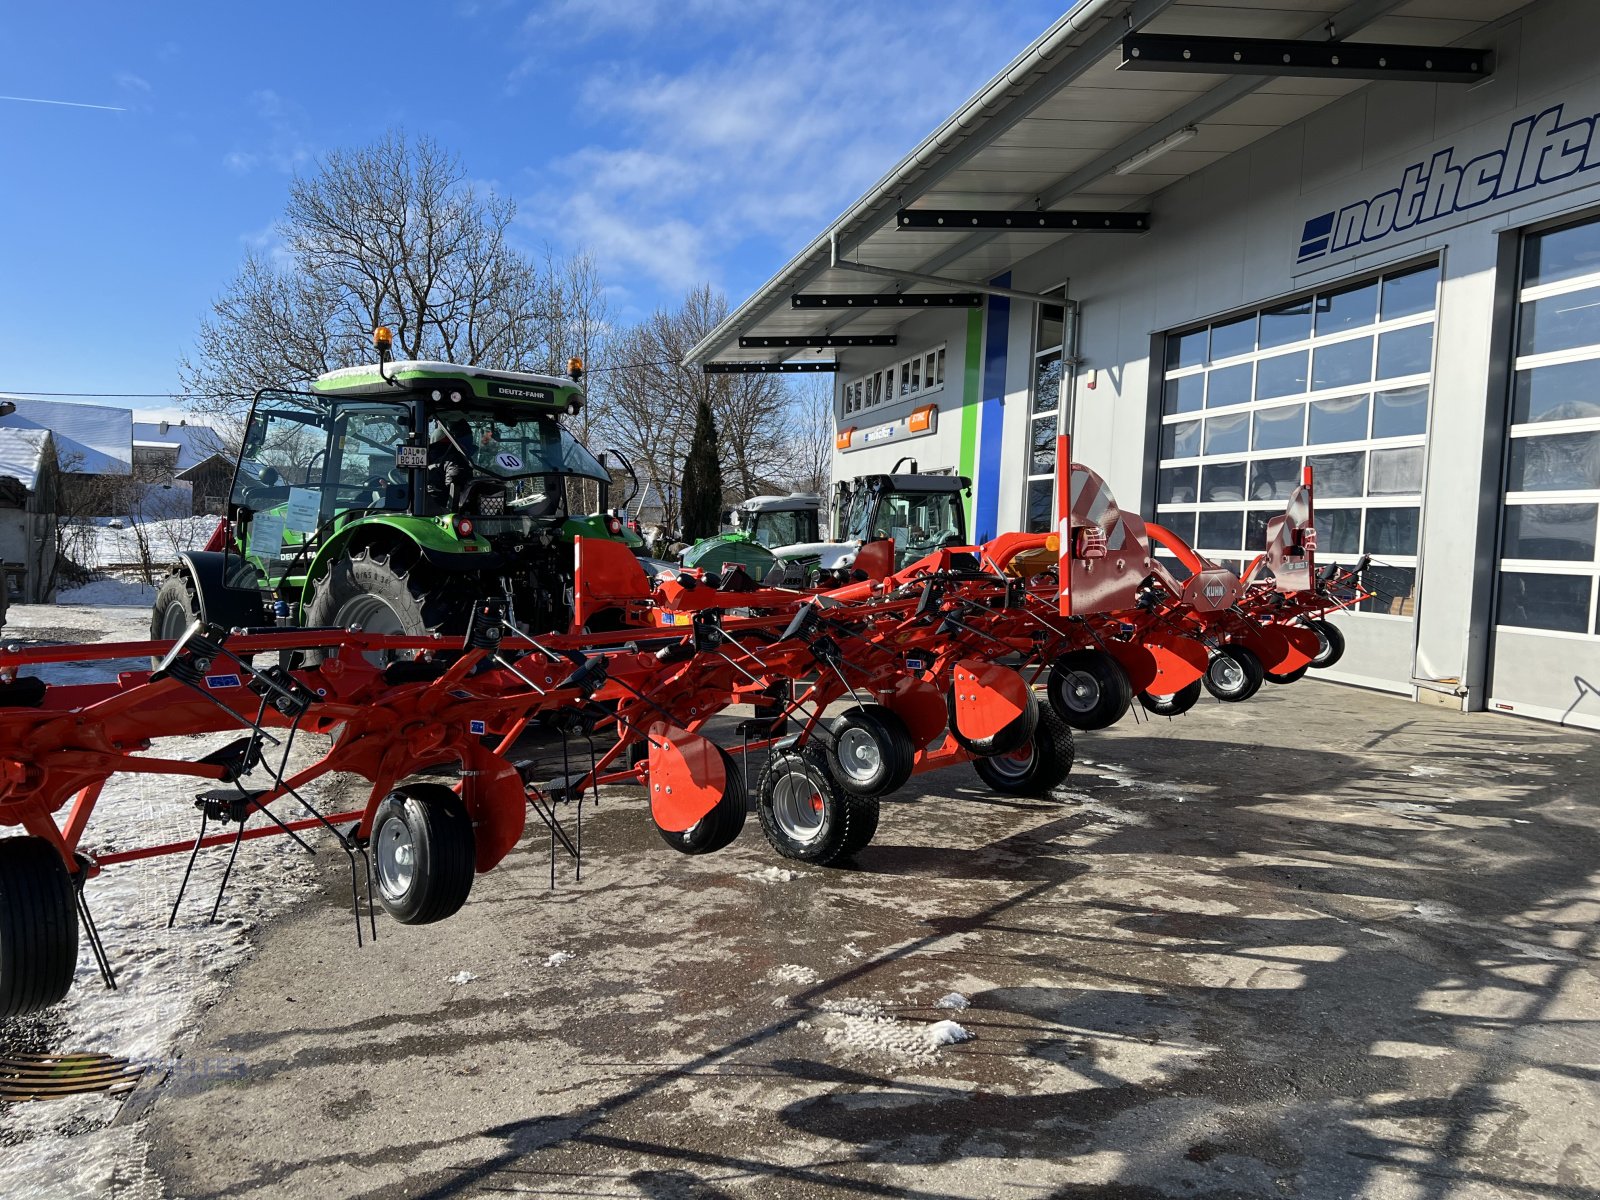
1297;102;1600;265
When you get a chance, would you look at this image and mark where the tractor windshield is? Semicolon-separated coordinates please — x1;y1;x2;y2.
850;486;966;564
427;407;608;518
747;509;818;548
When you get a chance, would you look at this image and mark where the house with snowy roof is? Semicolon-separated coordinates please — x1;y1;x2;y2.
0;400;62;605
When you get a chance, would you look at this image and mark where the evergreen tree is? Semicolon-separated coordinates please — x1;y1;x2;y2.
681;398;724;541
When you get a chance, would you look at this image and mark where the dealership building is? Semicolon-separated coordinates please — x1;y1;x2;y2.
690;0;1600;729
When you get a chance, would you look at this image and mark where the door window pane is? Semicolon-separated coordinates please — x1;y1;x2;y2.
1163;374;1203;415
1197;510;1244;551
1162;420;1201;459
1250;457;1301;501
1256;351;1309;399
1373;385;1429;438
1253;403;1304;451
1204;413;1249;455
1158;465;1197;504
1038;304;1065;353
1517;285;1600;357
1507;432;1600;491
1033;352;1062;414
1308;395;1371;444
1368;446;1424;495
1200;461;1246;503
1524;221;1600;289
1159;510;1197;547
1246;509;1271;552
1365;507;1420;555
1168;328;1207;370
1206;362;1253;408
1316;279;1378;334
1025;479;1053;534
1209;314;1256;361
1260;299;1313;349
1311;337;1374;390
1381;264;1440;320
1030;417;1056;475
1502;504;1598;561
1309;451;1366;498
1314;508;1361;554
1497;571;1592;632
1377;323;1434;379
1511;360;1600;425
1360;565;1418;615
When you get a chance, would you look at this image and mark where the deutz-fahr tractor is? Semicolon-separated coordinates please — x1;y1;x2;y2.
152;334;641;648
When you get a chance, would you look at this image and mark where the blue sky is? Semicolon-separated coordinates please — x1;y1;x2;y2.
0;1;1064;415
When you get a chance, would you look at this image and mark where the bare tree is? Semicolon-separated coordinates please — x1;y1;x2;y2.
783;374;836;496
179;131;602;438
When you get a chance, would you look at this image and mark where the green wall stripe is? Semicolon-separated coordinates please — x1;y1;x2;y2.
958;308;982;482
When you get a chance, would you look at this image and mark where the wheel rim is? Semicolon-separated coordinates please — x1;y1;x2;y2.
1059;670;1101;712
1312;625;1332;663
987;741;1036;780
375;816;416;901
336;594;408;666
771;768;825;843
159;598;191;641
1211;656;1245;694
835;726;883;784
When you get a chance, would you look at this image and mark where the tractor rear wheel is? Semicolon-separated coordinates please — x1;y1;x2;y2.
656;746;748;855
1047;649;1133;731
973;707;1075;797
303;548;473;666
0;836;80;1018
371;784;475;925
1306;619;1345;669
1139;680;1204;717
1203;647;1265;702
756;745;878;865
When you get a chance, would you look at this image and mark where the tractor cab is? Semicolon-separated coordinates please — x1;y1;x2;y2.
680;493;821;577
774;460;970;579
155;335;643;651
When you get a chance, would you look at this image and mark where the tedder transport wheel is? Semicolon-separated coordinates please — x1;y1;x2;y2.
948;687;1040;758
1047;649;1133;731
303;548;472;666
657;746;748;856
827;704;915;798
0;836;80;1018
1139;679;1204;717
972;707;1076;797
1203;647;1265;703
1265;664;1310;685
757;745;878;866
1306;619;1346;670
371;784;476;925
150;572;202;667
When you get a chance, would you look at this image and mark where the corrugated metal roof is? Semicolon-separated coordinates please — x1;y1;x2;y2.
689;0;1532;364
0;427;52;492
0;396;131;475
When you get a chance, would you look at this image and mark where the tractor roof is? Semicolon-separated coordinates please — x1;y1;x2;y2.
312;361;583;412
868;473;969;493
739;493;821;513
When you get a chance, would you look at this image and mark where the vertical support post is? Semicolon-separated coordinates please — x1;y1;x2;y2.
1057;435;1072;618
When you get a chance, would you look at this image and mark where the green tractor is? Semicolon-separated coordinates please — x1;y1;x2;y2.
151;342;644;649
679;492;821;579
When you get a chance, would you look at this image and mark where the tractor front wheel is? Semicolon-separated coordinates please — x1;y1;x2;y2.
149;573;201;667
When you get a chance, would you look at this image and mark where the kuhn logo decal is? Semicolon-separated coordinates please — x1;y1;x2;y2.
1297;102;1600;265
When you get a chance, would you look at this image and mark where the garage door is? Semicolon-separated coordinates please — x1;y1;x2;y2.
1154;261;1439;691
1489;215;1600;728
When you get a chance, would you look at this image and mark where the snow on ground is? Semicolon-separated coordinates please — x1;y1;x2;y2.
78;517;219;569
807;998;977;1060
0;601;336;1198
56;577;159;608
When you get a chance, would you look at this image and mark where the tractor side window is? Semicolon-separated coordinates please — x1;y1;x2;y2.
332;406;411;512
232;391;330;509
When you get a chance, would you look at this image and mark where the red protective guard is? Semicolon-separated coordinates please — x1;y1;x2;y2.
885;675;949;747
574;535;651;628
645;722;727;832
458;747;530;872
950;660;1030;741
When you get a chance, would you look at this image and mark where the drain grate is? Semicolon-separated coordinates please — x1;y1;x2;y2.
0;1053;144;1101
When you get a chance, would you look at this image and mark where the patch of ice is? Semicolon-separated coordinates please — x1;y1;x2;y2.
447;970;478;985
926;1020;973;1046
740;865;801;884
768;964;820;986
543;951;574;968
1407;764;1448;778
935;992;970;1010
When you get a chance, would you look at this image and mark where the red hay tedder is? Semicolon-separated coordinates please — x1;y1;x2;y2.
0;441;1366;1017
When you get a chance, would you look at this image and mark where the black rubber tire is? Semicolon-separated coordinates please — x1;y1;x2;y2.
756;744;878;865
972;706;1076;797
370;784;476;925
826;704;915;798
1047;650;1134;731
303;547;475;664
1265;664;1310;685
657;746;748;855
1306;619;1346;670
947;686;1040;758
150;572;201;668
1203;647;1265;703
1138;679;1204;717
0;836;80;1018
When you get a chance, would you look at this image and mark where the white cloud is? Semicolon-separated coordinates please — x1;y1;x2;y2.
223;89;313;175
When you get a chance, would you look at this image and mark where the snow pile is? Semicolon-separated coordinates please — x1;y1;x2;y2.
808;998;974;1060
58;577;159;607
925;1019;974;1046
935;992;970;1010
447;970;478;986
739;865;802;884
542;951;574;968
767;964;820;986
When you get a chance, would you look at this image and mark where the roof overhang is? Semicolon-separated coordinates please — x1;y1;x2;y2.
689;0;1527;370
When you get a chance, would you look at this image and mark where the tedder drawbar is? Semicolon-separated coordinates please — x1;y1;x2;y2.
0;436;1367;1018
